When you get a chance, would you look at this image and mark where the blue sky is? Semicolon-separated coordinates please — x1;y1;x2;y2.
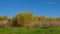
0;0;60;18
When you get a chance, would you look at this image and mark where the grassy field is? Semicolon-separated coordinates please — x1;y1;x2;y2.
0;27;60;34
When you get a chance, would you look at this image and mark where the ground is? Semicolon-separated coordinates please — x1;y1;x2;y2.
0;27;60;34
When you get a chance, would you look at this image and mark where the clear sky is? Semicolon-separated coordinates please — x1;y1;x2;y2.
0;0;60;18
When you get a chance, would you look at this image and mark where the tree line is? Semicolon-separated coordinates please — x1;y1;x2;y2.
0;12;60;28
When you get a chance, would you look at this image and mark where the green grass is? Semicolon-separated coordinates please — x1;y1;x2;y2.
0;27;60;34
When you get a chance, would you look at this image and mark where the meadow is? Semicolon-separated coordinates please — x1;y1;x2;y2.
0;27;60;34
0;12;60;34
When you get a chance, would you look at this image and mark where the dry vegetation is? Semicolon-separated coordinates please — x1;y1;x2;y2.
0;12;60;28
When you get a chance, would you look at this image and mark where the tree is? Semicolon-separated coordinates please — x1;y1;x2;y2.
12;12;33;27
